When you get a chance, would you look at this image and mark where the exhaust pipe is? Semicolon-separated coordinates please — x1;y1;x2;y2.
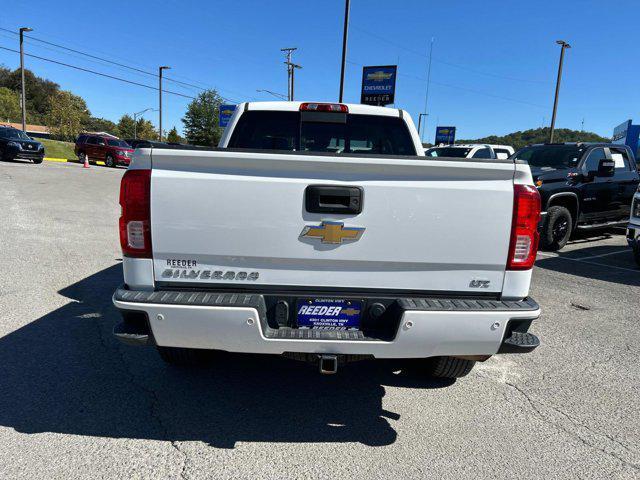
318;354;338;375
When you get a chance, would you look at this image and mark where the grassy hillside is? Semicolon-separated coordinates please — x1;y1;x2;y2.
39;138;76;160
458;127;610;151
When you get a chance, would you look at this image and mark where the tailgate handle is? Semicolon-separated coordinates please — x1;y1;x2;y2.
305;185;363;214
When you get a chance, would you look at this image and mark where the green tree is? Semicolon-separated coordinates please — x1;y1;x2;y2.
117;114;157;140
117;114;136;138
458;127;610;152
0;68;59;124
166;126;184;143
182;89;223;146
45;90;90;141
136;118;157;140
85;116;119;136
0;86;21;122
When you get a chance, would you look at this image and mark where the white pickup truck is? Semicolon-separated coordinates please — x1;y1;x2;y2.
112;101;541;378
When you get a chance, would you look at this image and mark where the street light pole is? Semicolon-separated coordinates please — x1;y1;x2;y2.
290;63;302;101
549;40;571;143
19;27;33;132
338;0;351;103
158;66;171;141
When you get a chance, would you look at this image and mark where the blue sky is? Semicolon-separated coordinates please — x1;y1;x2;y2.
1;0;638;140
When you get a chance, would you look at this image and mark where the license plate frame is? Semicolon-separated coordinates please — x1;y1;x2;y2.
296;298;362;330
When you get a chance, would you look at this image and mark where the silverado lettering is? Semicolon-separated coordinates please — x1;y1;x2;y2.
161;269;259;281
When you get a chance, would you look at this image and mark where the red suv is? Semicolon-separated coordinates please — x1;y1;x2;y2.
75;134;134;167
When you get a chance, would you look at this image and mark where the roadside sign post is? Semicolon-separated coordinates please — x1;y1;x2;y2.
219;105;236;129
435;126;456;145
360;65;397;106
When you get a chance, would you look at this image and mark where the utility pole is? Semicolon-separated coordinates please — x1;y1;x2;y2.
19;27;33;132
421;37;434;142
549;40;571;143
281;48;297;101
338;0;351;102
158;66;170;141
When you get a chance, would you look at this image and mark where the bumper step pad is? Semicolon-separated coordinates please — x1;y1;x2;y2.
113;321;152;346
498;331;540;353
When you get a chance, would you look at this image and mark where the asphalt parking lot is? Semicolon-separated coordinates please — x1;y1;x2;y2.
0;160;638;479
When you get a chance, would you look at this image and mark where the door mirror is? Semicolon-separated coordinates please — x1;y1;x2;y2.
596;159;615;177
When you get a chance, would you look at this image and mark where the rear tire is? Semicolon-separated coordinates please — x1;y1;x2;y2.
105;154;115;168
78;152;87;164
408;356;476;379
541;205;572;251
157;346;212;367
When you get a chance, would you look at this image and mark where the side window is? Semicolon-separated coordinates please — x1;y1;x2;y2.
582;148;606;173
609;148;631;171
494;148;511;160
471;148;492;159
96;137;106;146
77;135;87;144
86;137;98;145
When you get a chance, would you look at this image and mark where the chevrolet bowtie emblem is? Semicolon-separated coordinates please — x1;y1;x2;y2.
300;221;365;244
366;70;393;81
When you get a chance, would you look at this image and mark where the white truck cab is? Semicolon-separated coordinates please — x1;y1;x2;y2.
113;101;541;378
425;143;515;160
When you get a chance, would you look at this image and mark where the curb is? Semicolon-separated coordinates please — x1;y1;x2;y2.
44;158;106;166
44;157;69;163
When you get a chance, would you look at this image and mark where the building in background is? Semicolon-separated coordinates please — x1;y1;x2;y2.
612;120;640;159
1;122;50;139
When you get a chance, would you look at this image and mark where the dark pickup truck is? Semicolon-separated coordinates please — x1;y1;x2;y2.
513;143;639;250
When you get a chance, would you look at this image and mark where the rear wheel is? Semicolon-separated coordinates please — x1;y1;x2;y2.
541;205;572;251
156;346;213;367
78;152;87;164
105;154;115;168
408;356;476;379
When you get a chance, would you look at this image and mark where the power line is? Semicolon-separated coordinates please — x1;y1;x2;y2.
0;45;195;99
0;27;242;103
351;25;550;85
347;59;546;109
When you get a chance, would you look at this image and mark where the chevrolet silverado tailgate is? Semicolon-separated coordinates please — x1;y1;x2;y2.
150;149;515;294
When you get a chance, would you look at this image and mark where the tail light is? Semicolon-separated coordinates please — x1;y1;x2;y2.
119;169;151;258
299;102;348;113
507;184;541;270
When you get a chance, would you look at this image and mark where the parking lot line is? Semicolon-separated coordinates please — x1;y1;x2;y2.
536;251;638;273
579;250;630;260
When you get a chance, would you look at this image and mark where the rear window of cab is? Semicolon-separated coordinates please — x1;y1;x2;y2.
228;111;417;156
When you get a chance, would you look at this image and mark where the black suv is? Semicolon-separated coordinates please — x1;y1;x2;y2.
514;143;639;250
0;126;45;163
123;139;168;149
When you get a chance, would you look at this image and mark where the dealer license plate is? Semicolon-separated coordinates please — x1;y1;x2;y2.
296;298;362;330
